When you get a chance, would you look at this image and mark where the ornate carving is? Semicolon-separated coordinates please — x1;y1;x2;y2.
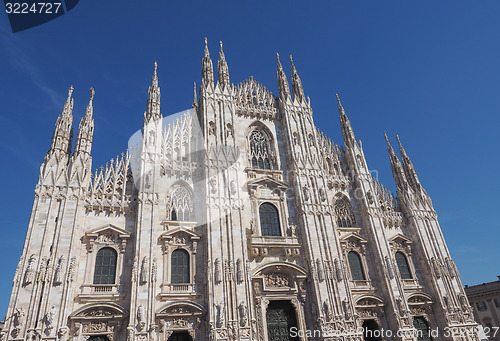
24;254;36;285
140;257;148;284
214;258;221;284
317;259;325;282
43;305;56;333
236;259;244;283
67;257;76;282
215;303;225;328
53;255;65;285
385;256;395;279
264;272;290;287
137;305;146;331
239;302;248;327
323;301;333;322
57;327;69;341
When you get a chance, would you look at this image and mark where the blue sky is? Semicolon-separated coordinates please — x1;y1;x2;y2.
1;1;499;317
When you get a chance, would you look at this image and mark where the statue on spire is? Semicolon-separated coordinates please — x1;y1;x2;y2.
73;88;95;157
144;62;161;123
48;86;74;156
336;94;357;148
202;37;214;88
384;133;408;190
217;41;230;89
289;55;305;103
396;135;423;192
276;53;290;100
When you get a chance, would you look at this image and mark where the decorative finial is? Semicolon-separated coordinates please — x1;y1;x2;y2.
219;41;223;49
68;86;74;99
90;87;95;101
336;94;343;109
289;54;293;63
384;132;389;143
154;61;157;74
205;37;208;46
396;134;401;145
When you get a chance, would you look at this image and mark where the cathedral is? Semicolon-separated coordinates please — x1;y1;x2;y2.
2;39;480;341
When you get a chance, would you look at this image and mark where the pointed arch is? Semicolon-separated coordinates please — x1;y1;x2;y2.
169;182;193;221
247;122;276;170
334;194;356;227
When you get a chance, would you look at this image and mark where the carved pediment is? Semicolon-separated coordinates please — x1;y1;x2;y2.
70;303;127;320
389;234;412;252
84;224;131;253
159;227;200;252
355;295;384;308
157;301;203;318
407;293;432;305
247;176;288;198
389;234;412;245
340;232;367;250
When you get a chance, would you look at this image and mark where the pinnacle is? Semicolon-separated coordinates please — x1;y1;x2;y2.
384;132;390;144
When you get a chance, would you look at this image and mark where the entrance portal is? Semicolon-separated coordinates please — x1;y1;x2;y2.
168;331;193;341
266;300;298;341
362;319;382;341
87;336;110;341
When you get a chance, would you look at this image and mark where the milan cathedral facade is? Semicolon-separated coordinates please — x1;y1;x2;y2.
2;39;479;341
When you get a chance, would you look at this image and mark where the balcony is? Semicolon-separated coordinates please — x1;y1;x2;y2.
78;284;125;302
159;283;198;300
249;235;301;258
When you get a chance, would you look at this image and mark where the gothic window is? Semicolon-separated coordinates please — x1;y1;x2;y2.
395;252;412;279
259;203;281;236
249;129;272;170
347;251;366;281
413;316;433;341
93;247;117;285
334;196;356;228
170;186;193;222
171;249;190;284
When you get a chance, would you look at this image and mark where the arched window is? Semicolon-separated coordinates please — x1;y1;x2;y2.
413;317;433;341
395;252;412;279
170;186;193;221
171;249;190;284
347;251;366;281
249;128;272;170
93;247;117;284
259;203;281;236
334;196;356;228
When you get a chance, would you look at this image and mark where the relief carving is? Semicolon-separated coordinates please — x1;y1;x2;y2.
264;272;290;287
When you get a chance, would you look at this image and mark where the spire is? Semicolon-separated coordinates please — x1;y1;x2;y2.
396;135;422;191
217;41;230;89
48;86;74;155
289;55;305;103
336;94;358;148
385;133;408;190
202;37;214;88
276;53;290;100
145;62;161;123
73;88;95;156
